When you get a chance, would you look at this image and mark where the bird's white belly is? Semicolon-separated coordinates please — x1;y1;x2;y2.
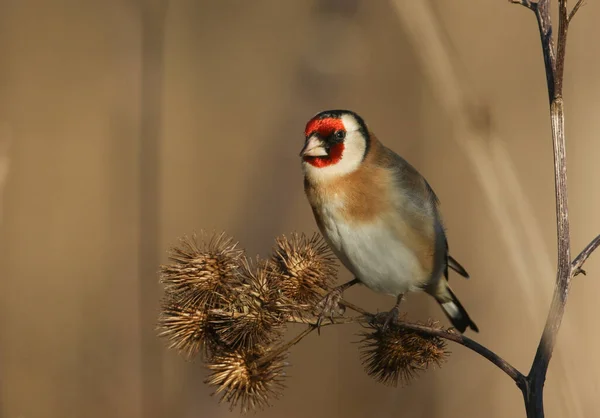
320;214;425;297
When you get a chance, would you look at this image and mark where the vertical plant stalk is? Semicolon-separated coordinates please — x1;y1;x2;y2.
524;97;569;417
387;7;573;395
510;0;584;416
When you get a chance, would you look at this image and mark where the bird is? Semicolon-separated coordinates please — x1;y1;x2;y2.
299;109;478;333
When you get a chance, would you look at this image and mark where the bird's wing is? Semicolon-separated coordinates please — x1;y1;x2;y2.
378;145;470;281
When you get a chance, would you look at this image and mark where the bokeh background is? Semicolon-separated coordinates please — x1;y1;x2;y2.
1;1;599;417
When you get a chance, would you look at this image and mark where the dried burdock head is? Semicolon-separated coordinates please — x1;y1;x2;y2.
211;257;286;349
269;232;337;308
359;320;449;387
205;346;288;414
159;232;243;308
157;294;222;360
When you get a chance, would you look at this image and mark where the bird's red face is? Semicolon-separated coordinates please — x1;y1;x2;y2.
301;110;370;180
300;117;347;168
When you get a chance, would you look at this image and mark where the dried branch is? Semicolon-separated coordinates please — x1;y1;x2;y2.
510;0;536;11
572;234;600;276
254;326;315;367
568;0;586;22
332;301;525;386
510;0;593;416
215;292;526;388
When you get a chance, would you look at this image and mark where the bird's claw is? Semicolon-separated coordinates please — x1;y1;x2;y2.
382;306;399;331
370;307;400;331
314;288;346;334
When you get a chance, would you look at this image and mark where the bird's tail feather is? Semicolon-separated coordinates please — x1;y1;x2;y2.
435;285;479;333
448;255;469;279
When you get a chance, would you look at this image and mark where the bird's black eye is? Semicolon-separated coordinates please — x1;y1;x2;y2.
334;130;345;140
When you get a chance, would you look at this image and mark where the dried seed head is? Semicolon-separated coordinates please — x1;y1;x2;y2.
205;347;288;414
211;258;286;349
160;232;243;308
237;256;289;315
359;320;449;387
157;294;222;360
269;232;337;307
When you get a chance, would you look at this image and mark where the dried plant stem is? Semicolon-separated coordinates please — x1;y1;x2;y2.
511;1;591;417
255;326;315;368
572;234;600;276
317;288;524;383
391;321;524;384
358;312;524;385
525;97;569;418
254;299;526;387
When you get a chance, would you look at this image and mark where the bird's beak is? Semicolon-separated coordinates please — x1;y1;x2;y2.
300;136;328;157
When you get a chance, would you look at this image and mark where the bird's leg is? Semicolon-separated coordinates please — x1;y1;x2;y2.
315;278;360;333
381;293;405;331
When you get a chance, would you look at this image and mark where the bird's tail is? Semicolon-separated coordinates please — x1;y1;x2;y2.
434;284;479;333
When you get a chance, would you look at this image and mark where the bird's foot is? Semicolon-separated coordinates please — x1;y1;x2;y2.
373;306;399;331
314;288;346;333
370;294;404;331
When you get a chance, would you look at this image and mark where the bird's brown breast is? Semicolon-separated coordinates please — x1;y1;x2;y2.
304;162;392;226
304;136;394;225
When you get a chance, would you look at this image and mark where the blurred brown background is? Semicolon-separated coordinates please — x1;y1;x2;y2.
1;1;599;417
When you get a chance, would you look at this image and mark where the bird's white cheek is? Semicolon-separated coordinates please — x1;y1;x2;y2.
302;154;359;183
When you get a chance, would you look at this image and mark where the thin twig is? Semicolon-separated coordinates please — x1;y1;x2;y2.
287;315;358;326
571;234;600;276
568;0;586;22
276;299;526;387
256;326;315;367
395;321;526;387
510;0;536;11
338;300;525;386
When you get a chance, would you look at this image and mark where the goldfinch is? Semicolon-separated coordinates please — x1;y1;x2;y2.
300;109;478;333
